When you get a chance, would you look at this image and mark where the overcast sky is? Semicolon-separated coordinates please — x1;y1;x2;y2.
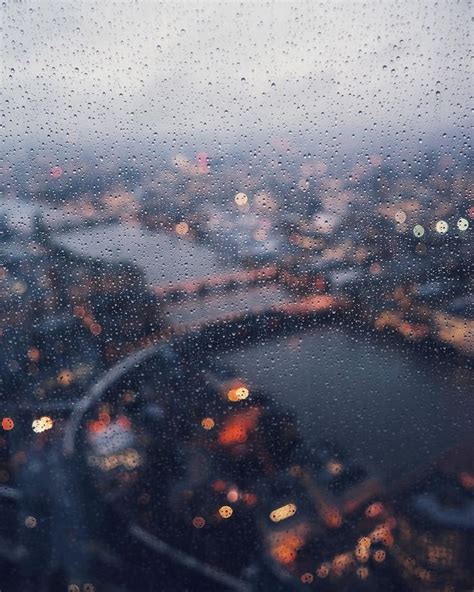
2;1;472;153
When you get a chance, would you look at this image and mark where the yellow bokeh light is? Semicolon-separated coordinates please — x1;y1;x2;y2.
457;217;469;231
32;416;54;433
218;505;233;519
235;387;249;400
358;536;371;549
395;210;407;224
227;388;239;402
227;385;249;402
355;539;370;562
234;192;248;206
435;220;448;234
413;224;425;238
175;221;189;235
269;503;297;522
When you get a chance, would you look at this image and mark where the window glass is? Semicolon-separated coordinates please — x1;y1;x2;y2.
1;2;472;591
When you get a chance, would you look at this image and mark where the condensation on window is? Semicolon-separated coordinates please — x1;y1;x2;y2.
1;1;473;591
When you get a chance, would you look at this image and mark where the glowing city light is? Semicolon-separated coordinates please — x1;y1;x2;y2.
365;502;384;518
355;536;371;562
235;387;249;400
201;417;215;430
435;220;448;234
175;221;189;236
218;505;233;519
457;217;469;231
223;488;237;504
269;503;297;522
32;416;54;433
1;417;14;431
234;192;248;206
395;210;407;224
227;385;249;402
227;389;239;402
413;224;425;238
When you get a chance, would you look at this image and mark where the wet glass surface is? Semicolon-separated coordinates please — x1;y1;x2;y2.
1;1;473;591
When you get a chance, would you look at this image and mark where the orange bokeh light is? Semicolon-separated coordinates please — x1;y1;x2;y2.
218;408;260;446
2;417;14;431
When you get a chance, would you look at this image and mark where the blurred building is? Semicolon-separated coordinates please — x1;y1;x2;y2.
392;446;474;592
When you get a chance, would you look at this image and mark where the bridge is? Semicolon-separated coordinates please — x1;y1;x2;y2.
152;264;279;301
113;290;349;365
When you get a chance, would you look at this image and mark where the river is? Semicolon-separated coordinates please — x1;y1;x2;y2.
57;222;474;481
221;326;473;481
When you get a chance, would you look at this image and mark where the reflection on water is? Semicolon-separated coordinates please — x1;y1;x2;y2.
222;325;474;481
